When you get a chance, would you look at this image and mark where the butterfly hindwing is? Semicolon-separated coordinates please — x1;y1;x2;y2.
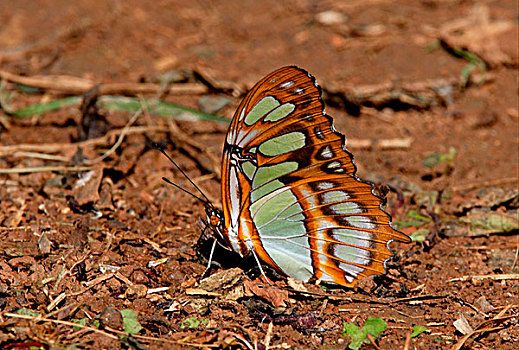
220;66;409;287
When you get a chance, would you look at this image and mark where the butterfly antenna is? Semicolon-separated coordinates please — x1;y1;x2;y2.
155;145;213;207
161;176;210;206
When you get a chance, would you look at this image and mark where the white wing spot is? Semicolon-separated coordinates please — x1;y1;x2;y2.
327;161;341;168
348;216;376;229
279;81;295;88
316;182;334;191
294;88;305;95
331;229;372;248
321;190;350;204
340;264;366;283
238;108;245;121
320;145;333;159
329;201;362;215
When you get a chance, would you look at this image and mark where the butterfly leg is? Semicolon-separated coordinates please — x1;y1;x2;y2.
249;245;273;285
201;238;217;278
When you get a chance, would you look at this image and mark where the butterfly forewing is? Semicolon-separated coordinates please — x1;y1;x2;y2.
220;66;409;287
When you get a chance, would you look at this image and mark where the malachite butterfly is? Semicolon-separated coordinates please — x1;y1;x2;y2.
203;66;410;288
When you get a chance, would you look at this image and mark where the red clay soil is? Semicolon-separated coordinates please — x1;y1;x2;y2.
0;1;518;349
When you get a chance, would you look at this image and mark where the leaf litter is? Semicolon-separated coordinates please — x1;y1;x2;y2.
0;0;518;349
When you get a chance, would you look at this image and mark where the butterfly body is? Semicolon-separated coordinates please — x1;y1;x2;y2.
206;66;409;287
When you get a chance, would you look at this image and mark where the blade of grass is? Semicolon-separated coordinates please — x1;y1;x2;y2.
7;96;82;118
3;94;230;123
98;96;229;123
451;47;486;86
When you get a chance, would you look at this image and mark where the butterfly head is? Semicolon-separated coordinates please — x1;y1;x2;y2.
205;206;231;250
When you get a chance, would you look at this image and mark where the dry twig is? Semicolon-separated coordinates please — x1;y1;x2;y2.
366;333;382;350
391;294;450;304
0;165;92;174
194;66;245;97
449;274;519;282
263;322;274;350
0;125;168;157
347;137;413;150
0;70;208;96
450;304;516;350
452;177;518;192
403;330;412;350
2;312;119;340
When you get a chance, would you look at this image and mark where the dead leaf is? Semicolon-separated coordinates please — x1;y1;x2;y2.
98;177;114;210
38;232;51;254
185;288;222;297
124;284;148;299
286;277;309;293
153;55;178;71
439;3;516;67
73;167;103;205
451;306;515;350
197;268;247;301
474;296;494;313
462;210;519;236
8;256;37;268
453;313;473;335
442;210;519;237
243;280;289;308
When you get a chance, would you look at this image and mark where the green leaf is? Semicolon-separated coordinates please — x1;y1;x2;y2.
342;323;365;350
363;317;387;338
422;147;456;168
411;325;428;338
71;318;88;330
343;317;387;350
120;309;142;335
442;147;457;164
410;228;430;242
14;308;40;317
180;316;208;329
422;152;441;168
393;220;424;229
406;210;431;222
14;84;41;94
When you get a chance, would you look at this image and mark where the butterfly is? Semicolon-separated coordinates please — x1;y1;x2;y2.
196;66;410;288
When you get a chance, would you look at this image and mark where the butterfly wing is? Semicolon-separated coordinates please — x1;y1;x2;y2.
221;66;409;287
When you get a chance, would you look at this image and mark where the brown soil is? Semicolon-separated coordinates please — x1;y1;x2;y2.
0;1;518;349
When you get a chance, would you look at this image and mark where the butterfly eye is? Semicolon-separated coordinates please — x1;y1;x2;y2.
210;214;220;227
